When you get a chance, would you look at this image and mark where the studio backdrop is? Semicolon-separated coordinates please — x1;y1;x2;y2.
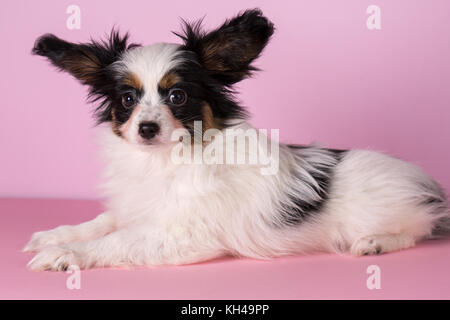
1;0;449;199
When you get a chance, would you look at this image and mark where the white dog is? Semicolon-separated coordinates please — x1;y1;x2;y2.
24;9;449;271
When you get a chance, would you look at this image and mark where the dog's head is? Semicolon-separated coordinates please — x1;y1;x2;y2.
33;9;274;146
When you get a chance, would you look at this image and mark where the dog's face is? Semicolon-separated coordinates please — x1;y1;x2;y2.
33;9;274;146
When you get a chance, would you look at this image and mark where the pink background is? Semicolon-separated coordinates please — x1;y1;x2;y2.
1;1;450;300
1;0;449;199
3;198;450;299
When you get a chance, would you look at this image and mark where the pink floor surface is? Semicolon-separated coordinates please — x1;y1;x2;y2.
1;198;449;300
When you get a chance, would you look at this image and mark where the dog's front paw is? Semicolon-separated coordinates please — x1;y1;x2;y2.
27;246;79;272
23;230;62;253
350;236;383;256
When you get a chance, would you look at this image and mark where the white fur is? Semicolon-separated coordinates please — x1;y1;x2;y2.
24;119;449;270
112;44;185;145
24;43;449;271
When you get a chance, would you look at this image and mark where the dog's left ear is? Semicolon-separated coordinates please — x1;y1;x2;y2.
32;29;139;123
176;9;274;85
32;30;137;88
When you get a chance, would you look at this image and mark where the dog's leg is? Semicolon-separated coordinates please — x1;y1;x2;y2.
350;234;417;256
23;213;115;253
27;224;222;271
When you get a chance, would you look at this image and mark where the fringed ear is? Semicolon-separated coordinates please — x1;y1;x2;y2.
32;29;140;123
175;8;274;85
32;29;138;87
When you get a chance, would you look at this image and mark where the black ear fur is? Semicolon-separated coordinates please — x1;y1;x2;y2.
175;8;274;85
32;30;139;123
32;30;137;87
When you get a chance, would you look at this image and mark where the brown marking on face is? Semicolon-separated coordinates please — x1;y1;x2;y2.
199;103;225;147
202;103;219;133
178;103;225;146
159;72;181;89
122;72;143;91
111;109;122;137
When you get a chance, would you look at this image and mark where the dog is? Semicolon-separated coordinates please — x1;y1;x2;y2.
24;9;449;271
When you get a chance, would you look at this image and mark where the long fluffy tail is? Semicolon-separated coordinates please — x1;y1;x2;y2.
432;212;450;238
427;181;450;238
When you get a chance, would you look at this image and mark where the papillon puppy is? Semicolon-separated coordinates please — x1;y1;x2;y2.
24;9;449;271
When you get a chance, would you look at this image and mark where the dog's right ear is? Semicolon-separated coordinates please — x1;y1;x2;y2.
32;30;137;88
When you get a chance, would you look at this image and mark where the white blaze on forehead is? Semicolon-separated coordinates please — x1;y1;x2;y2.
113;43;185;144
117;43;183;106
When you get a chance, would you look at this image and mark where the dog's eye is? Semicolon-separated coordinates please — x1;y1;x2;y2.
122;93;136;109
168;88;187;106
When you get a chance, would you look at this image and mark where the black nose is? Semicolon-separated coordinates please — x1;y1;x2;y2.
138;122;160;140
